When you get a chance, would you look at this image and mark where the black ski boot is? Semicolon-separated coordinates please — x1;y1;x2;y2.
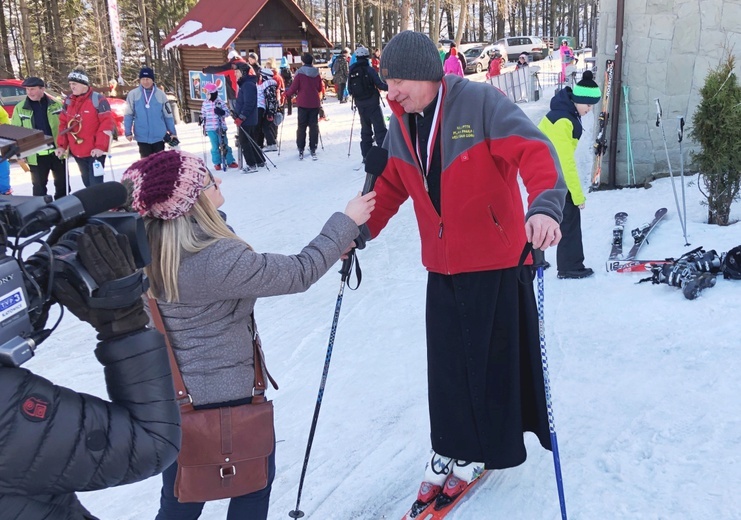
682;272;717;300
650;261;717;300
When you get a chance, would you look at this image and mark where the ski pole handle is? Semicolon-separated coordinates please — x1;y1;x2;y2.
655;98;662;127
677;116;685;143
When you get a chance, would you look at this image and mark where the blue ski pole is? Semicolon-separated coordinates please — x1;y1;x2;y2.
532;247;568;520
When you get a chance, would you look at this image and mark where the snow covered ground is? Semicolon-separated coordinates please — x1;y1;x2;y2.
11;75;740;520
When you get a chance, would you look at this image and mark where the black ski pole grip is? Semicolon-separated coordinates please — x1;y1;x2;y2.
532;248;546;268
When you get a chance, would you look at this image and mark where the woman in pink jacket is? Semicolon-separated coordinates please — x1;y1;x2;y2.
443;48;464;77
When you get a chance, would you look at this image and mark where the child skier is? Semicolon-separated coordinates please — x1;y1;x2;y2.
201;82;238;170
0;106;11;194
538;70;601;279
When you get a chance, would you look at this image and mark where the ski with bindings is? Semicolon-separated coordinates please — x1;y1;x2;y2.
401;472;488;520
608;211;629;261
591;59;614;190
216;116;229;172
624;208;668;261
606;259;674;273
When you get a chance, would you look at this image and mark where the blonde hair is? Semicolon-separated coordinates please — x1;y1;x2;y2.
145;193;250;302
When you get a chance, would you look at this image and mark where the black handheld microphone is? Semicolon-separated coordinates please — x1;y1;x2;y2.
361;146;388;195
32;181;128;228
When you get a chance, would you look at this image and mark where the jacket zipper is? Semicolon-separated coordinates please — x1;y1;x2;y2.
488;205;512;246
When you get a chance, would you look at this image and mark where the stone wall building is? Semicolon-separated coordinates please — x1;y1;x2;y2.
595;0;741;186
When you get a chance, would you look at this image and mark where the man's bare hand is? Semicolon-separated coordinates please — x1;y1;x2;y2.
525;214;561;250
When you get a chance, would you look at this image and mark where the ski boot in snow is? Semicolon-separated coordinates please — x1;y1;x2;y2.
408;452;453;518
682;272;717;300
650;261;717;300
677;248;722;274
433;460;485;510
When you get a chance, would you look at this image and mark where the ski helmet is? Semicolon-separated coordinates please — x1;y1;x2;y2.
722;245;741;279
356;46;370;58
203;82;218;93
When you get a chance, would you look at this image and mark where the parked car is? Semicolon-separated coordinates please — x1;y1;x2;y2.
462;44;508;73
0;79;27;118
494;36;550;61
1;79;125;139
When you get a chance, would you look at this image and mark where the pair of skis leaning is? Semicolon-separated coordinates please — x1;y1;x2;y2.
606;208;668;272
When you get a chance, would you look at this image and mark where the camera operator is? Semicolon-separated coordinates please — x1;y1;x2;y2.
0;224;181;519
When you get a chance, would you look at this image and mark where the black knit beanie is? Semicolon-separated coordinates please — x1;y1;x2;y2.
571;70;601;105
380;31;444;82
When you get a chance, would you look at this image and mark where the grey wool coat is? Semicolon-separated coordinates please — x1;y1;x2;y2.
155;212;359;406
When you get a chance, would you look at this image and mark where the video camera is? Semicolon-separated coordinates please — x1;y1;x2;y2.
0;182;151;368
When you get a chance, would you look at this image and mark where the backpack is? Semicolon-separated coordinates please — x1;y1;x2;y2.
348;65;376;101
264;84;280;118
280;67;293;88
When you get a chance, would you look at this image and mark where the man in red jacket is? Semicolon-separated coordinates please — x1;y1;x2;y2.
284;53;323;161
366;31;567;514
55;69;114;187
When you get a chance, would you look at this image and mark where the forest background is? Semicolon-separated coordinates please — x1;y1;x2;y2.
0;0;598;95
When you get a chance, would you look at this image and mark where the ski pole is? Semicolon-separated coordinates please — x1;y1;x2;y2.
199;118;208;164
655;99;688;245
347;104;356;157
278;115;284;156
623;85;636;186
317;126;324;151
289;252;357;520
531;247;568;520
239;125;276;169
105;132;116;181
64;148;71;194
677;116;689;246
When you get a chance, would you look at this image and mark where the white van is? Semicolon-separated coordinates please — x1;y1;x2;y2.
494;36;550;61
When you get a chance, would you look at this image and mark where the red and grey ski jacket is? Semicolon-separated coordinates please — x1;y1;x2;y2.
366;75;566;274
57;89;114;158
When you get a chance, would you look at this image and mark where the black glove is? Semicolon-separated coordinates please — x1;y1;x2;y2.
214;106;226;116
53;225;149;341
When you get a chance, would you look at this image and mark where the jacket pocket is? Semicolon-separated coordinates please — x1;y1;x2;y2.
488;205;512;246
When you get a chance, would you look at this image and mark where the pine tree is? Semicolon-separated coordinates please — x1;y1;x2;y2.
690;53;741;225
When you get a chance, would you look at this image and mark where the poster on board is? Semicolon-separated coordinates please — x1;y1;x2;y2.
259;43;283;66
188;71;228;101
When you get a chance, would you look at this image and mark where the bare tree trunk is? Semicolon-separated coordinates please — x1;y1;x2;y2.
430;0;440;43
374;3;382;49
453;0;467;45
138;0;151;67
400;0;410;31
413;0;421;32
19;0;35;75
350;0;356;48
0;0;13;76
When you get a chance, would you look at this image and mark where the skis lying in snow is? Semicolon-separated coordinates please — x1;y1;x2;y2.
625;208;667;260
401;472;488;520
608;211;629;261
605;208;668;272
606;259;674;273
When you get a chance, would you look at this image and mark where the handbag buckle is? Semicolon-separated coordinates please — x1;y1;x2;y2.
220;465;236;478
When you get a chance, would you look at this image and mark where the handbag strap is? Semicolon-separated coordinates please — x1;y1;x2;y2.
148;298;277;411
148;297;194;412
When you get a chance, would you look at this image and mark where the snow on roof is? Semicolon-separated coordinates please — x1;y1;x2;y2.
163;20;237;51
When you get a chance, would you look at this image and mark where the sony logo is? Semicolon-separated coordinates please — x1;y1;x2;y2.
0;274;14;284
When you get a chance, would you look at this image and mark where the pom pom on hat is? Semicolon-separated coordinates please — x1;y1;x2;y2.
68;68;89;86
122;150;209;220
571;70;602;105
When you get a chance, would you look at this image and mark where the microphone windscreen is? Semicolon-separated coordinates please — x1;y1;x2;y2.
72;182;128;216
364;147;388;178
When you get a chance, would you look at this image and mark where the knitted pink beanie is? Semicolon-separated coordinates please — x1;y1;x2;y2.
122;150;208;220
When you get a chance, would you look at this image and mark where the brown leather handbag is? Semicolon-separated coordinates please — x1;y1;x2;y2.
150;300;278;503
